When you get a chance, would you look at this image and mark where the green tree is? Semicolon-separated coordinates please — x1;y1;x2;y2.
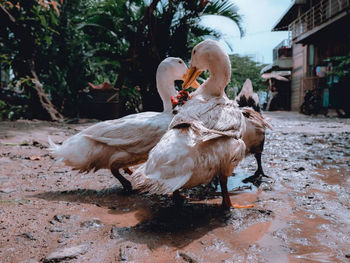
0;0;94;119
81;0;244;114
0;0;244;119
0;0;64;120
228;53;267;98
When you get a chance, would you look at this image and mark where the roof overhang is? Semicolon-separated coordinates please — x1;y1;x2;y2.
272;0;308;31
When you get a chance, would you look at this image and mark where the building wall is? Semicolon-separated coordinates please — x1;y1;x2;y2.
315;28;350;65
291;44;308;111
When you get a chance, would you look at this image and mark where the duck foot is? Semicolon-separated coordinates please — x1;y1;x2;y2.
254;170;270;178
232;203;255;209
172;190;186;206
111;168;132;193
220;200;255;210
219;174;255;210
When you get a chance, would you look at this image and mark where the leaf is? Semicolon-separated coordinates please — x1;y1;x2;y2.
49;10;58;25
44;35;52;45
39;14;47;28
202;0;245;37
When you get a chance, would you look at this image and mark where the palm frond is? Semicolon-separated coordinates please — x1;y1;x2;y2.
202;0;244;37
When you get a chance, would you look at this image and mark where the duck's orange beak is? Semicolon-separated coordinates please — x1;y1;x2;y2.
182;66;202;89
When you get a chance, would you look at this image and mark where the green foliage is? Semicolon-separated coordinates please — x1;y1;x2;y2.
228;54;267;99
1;0;244;119
80;0;244;112
0;0;93;117
326;54;350;77
36;0;95;116
0;99;27;120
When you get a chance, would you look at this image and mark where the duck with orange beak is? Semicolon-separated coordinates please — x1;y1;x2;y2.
131;40;249;210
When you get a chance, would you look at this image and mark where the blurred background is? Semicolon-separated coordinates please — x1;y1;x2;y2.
0;0;349;121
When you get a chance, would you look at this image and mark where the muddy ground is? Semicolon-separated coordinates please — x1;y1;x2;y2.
0;111;350;263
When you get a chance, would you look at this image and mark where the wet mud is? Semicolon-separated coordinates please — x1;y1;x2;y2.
0;112;350;262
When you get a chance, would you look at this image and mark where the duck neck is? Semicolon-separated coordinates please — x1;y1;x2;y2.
200;65;230;98
157;76;177;112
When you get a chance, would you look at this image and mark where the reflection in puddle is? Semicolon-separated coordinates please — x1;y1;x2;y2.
216;167;270;193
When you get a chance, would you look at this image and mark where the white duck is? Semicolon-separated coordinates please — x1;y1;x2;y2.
130;39;247;209
235;79;272;177
49;57;197;191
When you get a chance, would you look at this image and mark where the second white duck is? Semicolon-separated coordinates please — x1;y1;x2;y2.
49;57;193;191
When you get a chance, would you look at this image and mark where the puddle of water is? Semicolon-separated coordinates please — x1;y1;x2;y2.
227;173;257;192
315;167;349;185
216;168;268;193
78;205;152;228
292;252;337;263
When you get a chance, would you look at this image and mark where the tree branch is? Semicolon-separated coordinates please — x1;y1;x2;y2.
0;3;16;23
29;60;64;121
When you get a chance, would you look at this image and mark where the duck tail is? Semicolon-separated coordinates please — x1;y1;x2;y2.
130;129;193;195
236;79;261;112
242;107;273;130
48;136;64;163
48;136;58;152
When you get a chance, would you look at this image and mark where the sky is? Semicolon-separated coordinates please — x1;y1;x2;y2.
201;0;292;64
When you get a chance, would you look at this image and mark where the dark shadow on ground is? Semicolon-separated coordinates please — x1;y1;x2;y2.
111;203;274;250
32;183;272;249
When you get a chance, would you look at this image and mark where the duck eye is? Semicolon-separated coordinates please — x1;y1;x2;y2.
193;50;196;54
178;60;182;64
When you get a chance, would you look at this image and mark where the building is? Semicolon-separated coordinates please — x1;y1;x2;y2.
272;0;350;111
260;39;292;111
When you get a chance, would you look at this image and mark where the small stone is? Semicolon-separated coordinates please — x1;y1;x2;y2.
20;232;36;241
0;188;16;194
63;233;71;239
118;247;128;261
294;167;305;172
177;251;199;263
49;227;64;232
260;182;272;191
80;218;103;228
43;243;89;262
53;214;70;223
110;226;129;240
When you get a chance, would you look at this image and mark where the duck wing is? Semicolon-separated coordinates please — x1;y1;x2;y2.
170;97;245;142
49;111;172;171
82;112;172;154
130;98;246;194
241;107;273;131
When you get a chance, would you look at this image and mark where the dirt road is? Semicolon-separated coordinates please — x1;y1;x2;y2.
0;112;350;263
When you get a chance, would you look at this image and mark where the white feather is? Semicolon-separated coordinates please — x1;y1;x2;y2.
130;40;248;195
48;57;188;174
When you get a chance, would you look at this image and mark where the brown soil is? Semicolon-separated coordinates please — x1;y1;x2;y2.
0;112;350;263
